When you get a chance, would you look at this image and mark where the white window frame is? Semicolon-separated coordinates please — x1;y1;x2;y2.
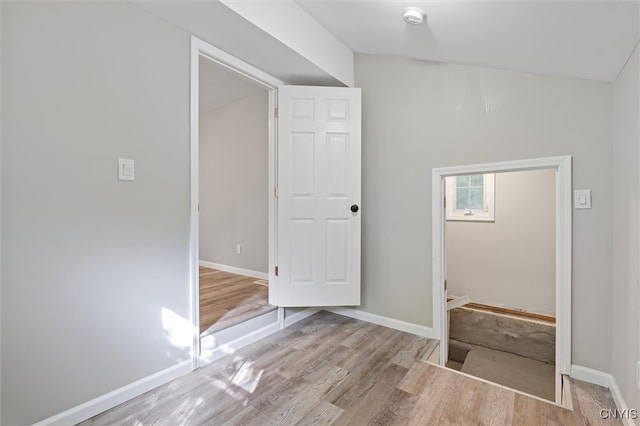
446;173;495;221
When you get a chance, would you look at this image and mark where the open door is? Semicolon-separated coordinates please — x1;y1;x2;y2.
274;85;361;307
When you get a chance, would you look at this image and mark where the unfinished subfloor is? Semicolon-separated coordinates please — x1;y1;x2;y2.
463;345;555;401
449;306;556;401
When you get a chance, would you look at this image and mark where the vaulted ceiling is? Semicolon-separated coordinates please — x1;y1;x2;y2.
297;0;639;82
136;0;639;87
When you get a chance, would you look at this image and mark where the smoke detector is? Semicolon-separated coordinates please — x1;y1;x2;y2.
403;7;426;25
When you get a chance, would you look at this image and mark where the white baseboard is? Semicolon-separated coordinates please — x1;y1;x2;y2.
326;307;435;338
608;374;636;426
283;308;321;328
200;310;280;364
35;308;433;426
571;364;635;426
199;260;268;280
570;364;611;387
200;308;322;364
35;360;192;426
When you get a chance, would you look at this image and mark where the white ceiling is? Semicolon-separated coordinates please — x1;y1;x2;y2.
136;1;639;85
297;0;639;82
199;57;265;113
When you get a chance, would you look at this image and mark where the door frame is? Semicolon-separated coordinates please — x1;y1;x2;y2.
189;36;283;369
431;155;572;405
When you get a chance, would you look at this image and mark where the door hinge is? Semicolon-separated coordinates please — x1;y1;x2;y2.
274;186;279;198
275;266;279;277
444;197;446;208
444;279;447;291
275;106;279;118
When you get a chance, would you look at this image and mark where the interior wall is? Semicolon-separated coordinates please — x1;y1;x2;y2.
0;2;632;422
199;92;269;273
1;2;190;424
611;43;639;411
447;169;556;316
0;1;3;421
355;53;613;372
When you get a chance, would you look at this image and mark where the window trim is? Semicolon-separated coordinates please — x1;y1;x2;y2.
446;173;495;222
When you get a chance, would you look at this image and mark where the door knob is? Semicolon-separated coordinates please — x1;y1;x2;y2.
351;204;359;213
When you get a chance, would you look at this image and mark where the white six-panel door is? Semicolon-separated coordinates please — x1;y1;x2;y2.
276;85;361;307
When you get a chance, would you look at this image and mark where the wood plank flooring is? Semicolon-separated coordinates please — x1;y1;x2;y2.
84;311;621;426
199;267;273;333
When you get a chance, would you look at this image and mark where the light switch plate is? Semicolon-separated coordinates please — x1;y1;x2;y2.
574;189;591;209
118;158;135;181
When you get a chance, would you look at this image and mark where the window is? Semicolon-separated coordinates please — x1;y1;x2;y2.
446;173;495;221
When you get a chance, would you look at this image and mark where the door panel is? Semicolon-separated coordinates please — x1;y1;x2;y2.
326;219;348;283
292;133;315;197
276;85;361;307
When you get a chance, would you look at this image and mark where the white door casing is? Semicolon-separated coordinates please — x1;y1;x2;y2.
275;85;362;307
432;156;572;406
441;176;449;365
190;36;283;368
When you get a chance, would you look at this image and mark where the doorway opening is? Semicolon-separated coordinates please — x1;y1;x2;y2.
190;36;283;368
445;169;556;402
197;56;274;336
432;156;572;406
190;36;363;368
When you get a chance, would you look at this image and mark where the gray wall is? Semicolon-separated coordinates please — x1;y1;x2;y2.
0;1;3;421
611;44;639;411
199;92;269;273
0;2;633;422
1;2;190;424
355;54;613;372
447;169;556;315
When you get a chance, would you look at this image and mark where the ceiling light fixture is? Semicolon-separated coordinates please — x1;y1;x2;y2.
403;7;426;25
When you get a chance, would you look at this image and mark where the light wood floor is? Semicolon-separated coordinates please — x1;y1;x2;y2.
199;267;273;334
84;311;620;425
